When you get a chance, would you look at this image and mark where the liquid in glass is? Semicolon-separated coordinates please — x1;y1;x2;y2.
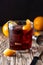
8;21;33;50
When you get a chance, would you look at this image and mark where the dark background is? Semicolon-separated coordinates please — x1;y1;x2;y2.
0;0;43;26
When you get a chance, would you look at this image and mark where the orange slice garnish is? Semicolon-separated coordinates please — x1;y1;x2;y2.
3;48;16;56
22;24;31;31
26;19;31;25
22;19;31;31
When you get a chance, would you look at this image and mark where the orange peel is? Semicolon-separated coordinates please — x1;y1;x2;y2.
22;24;31;31
26;19;31;25
3;48;16;56
22;19;31;31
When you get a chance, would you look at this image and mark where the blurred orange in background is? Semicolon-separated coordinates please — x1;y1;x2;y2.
33;16;43;31
33;31;41;36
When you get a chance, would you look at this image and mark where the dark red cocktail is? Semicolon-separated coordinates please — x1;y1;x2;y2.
8;21;33;50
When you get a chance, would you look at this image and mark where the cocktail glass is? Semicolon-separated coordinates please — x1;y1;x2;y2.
8;20;33;51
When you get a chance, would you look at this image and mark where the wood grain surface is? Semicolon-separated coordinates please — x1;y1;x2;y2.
0;27;43;65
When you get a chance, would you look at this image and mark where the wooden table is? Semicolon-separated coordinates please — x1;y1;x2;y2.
0;27;43;65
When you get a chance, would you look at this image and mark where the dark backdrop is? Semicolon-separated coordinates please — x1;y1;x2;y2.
0;0;43;26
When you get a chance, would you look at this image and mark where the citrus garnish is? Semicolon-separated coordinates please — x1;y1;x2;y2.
26;19;31;25
22;24;31;31
2;20;17;37
34;16;43;31
3;48;16;56
22;19;31;31
2;22;8;37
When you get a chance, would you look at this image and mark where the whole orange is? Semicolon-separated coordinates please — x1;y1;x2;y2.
34;16;43;31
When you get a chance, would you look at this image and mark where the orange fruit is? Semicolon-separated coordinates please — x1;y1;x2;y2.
2;22;8;37
2;20;17;37
33;31;40;36
22;19;31;31
22;25;31;31
3;48;16;56
26;19;31;25
34;16;43;31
